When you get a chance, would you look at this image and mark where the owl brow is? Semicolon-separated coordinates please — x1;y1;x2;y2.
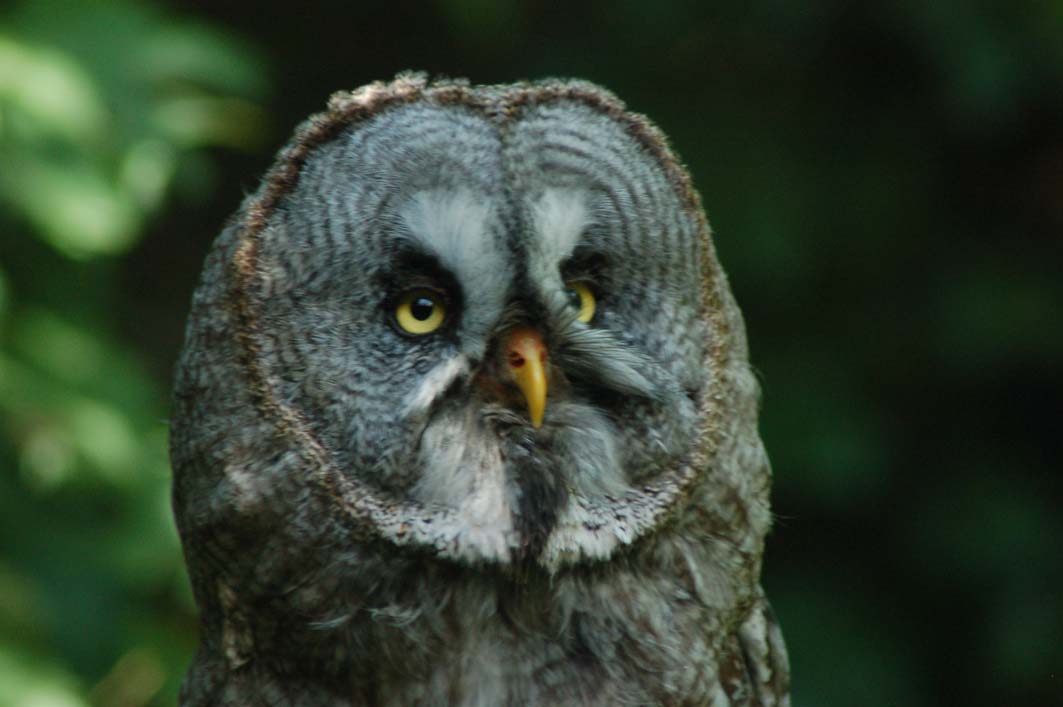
559;247;608;280
382;246;463;299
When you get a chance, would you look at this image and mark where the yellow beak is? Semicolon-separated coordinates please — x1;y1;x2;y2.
505;327;548;428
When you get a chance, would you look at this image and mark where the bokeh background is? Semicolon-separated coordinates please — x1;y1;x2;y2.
2;1;1061;705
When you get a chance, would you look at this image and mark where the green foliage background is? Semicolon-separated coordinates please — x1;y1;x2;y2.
1;1;1060;705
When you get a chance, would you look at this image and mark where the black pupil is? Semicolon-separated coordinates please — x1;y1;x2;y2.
566;288;581;308
410;296;436;321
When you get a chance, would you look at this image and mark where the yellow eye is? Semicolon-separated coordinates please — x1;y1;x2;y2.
395;289;446;335
564;281;596;323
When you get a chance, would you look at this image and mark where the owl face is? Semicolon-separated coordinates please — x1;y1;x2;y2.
230;79;720;570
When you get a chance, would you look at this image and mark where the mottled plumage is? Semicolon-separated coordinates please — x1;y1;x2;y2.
171;74;789;706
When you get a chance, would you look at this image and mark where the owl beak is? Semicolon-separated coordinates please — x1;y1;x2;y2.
505;327;548;428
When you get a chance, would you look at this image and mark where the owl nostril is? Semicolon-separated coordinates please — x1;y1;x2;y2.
507;348;547;370
504;327;548;428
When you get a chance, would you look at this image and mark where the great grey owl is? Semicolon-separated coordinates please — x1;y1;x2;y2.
170;74;789;706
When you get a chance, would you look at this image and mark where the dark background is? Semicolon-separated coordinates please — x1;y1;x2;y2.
2;1;1060;705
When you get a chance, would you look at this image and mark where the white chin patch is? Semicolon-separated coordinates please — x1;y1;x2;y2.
548;400;628;498
410;410;516;563
402;356;469;419
536;401;637;571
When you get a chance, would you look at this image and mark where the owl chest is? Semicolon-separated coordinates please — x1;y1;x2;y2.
346;574;724;706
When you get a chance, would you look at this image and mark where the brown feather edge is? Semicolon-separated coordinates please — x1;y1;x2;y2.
227;73;731;561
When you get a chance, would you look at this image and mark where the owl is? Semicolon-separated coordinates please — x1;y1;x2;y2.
170;74;789;706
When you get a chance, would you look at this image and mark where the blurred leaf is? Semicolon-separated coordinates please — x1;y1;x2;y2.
0;35;108;143
152;94;268;150
0;267;8;322
0;309;169;489
1;154;140;259
0;644;88;707
0;0;268;260
137;21;268;96
0;561;47;639
120;140;178;212
13;309;111;388
89;649;165;707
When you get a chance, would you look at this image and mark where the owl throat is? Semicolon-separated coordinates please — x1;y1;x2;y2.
407;391;634;567
504;429;572;562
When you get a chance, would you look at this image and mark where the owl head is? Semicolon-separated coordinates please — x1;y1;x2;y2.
171;74;767;581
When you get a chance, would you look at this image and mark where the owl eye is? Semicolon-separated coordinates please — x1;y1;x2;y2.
564;281;596;323
395;288;447;335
